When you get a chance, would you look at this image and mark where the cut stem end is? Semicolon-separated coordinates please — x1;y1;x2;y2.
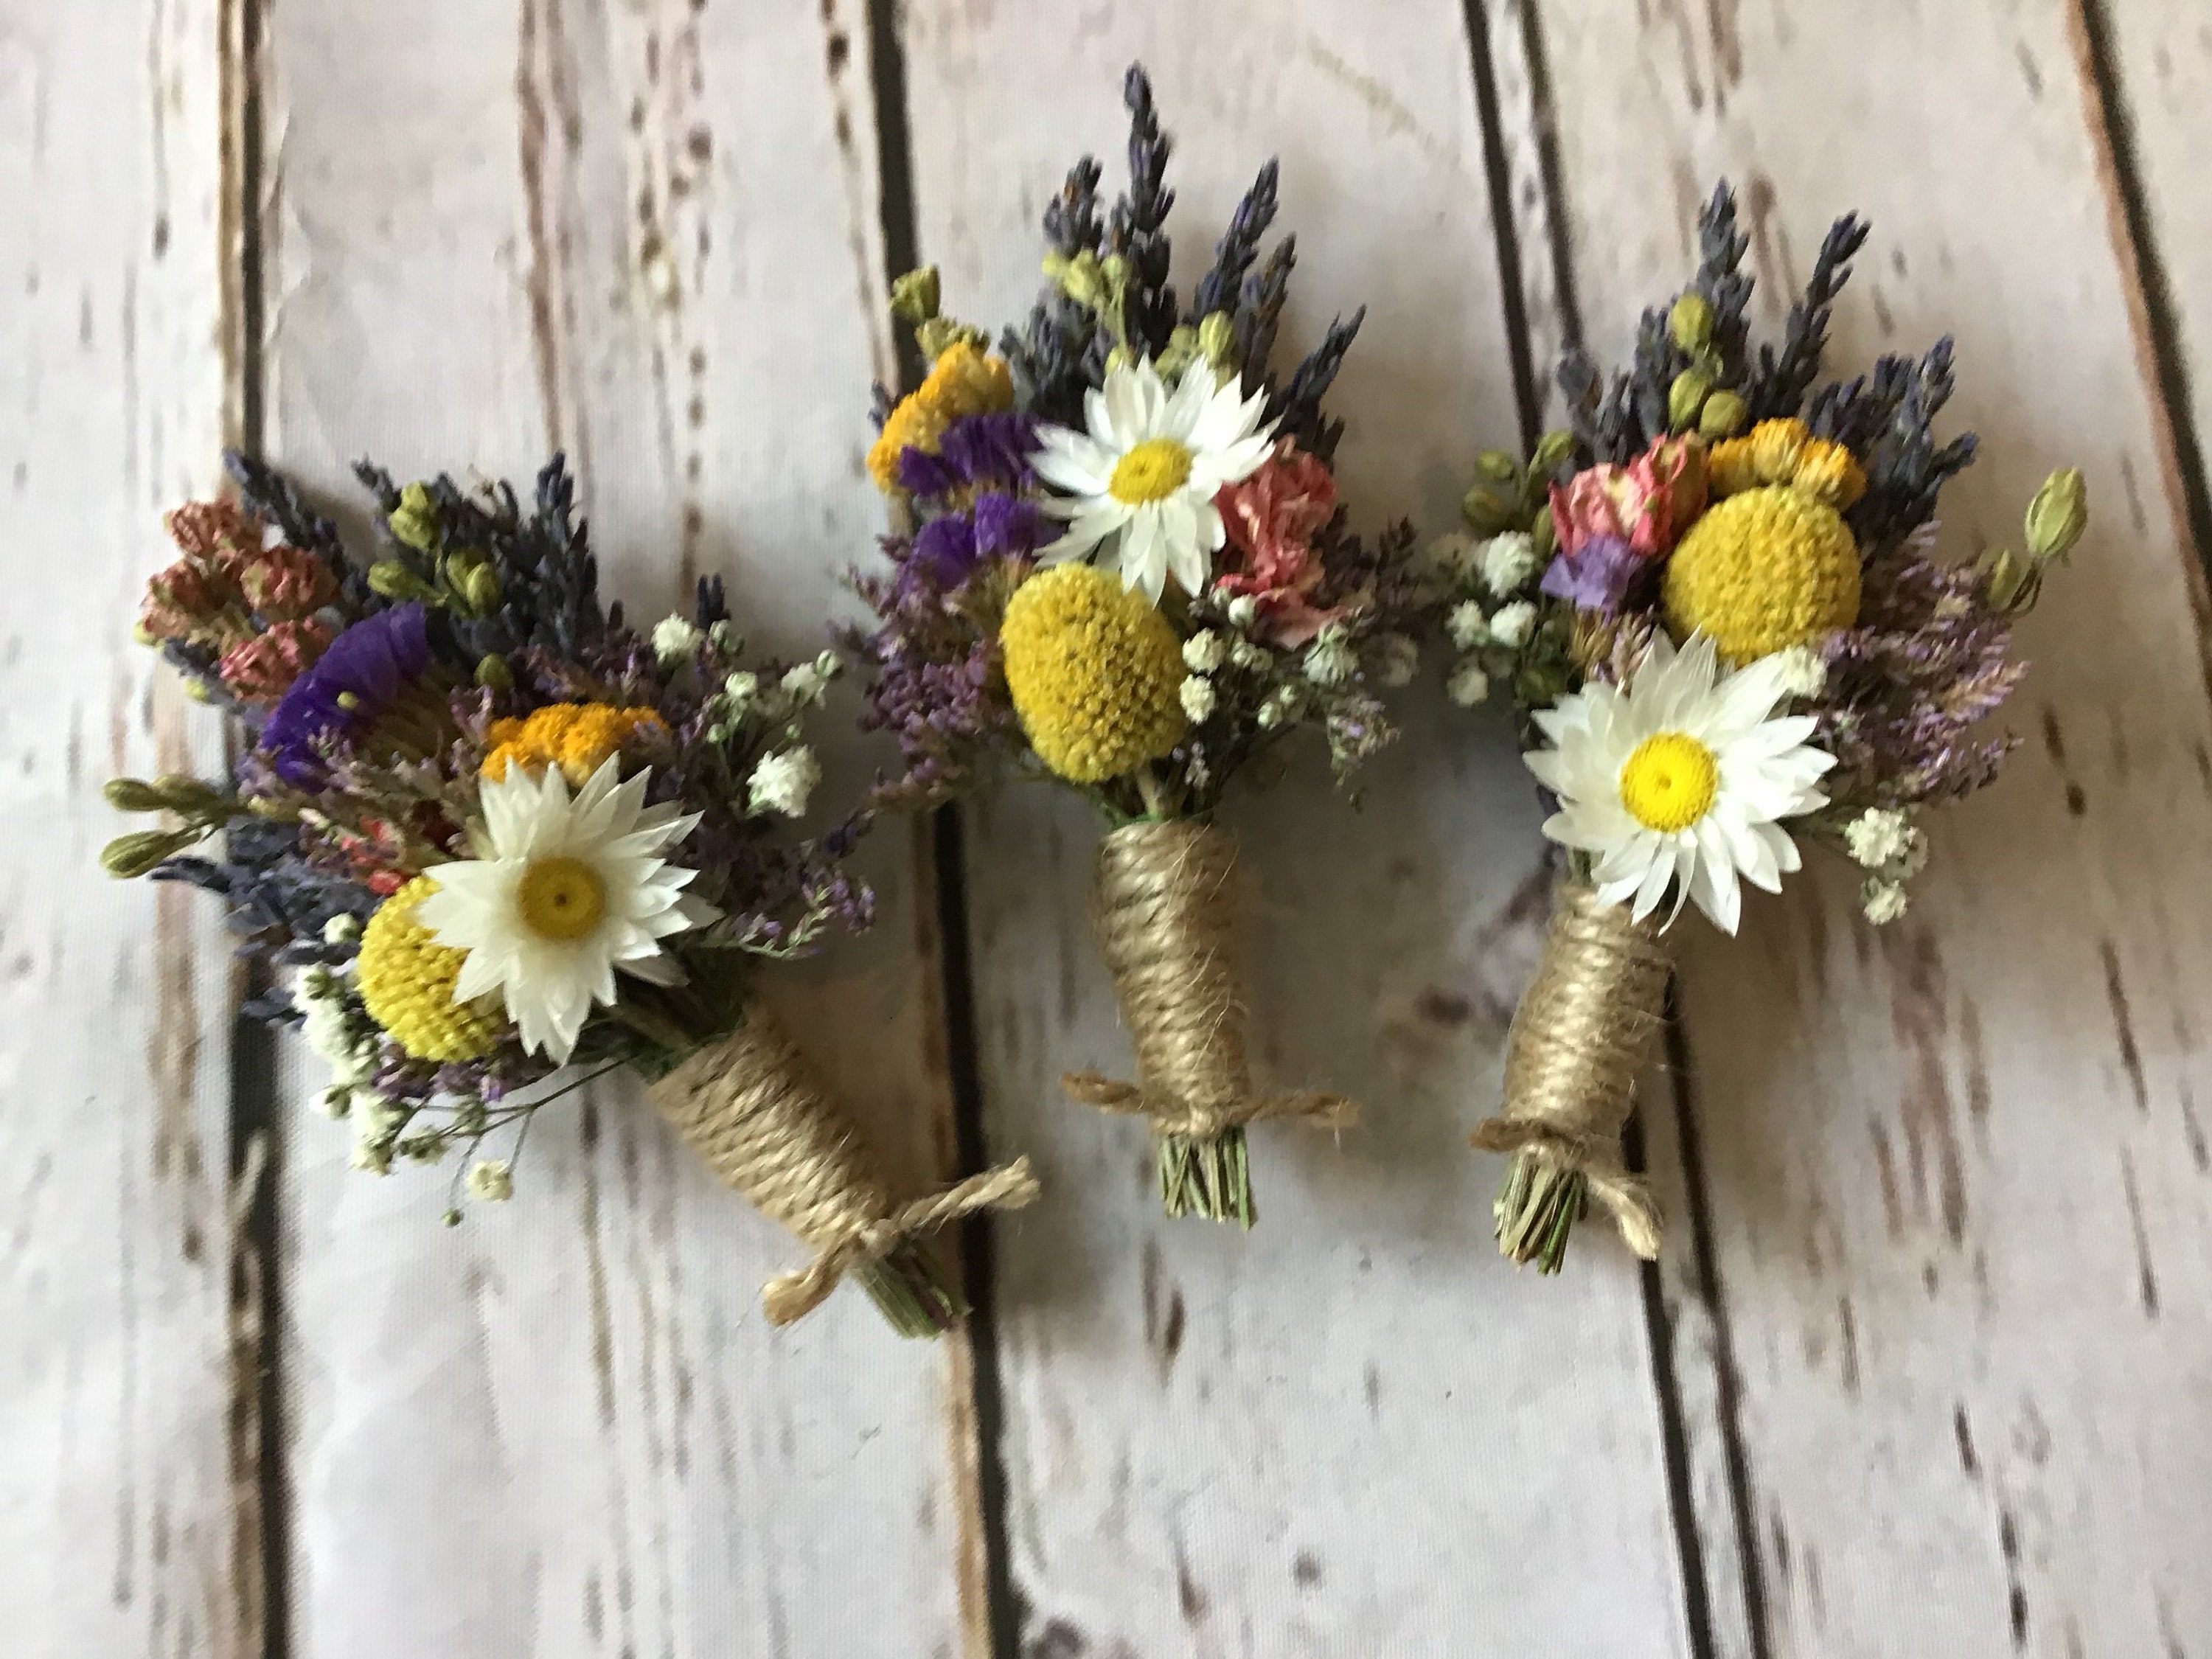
1494;1153;1587;1274
1158;1127;1253;1226
854;1241;968;1338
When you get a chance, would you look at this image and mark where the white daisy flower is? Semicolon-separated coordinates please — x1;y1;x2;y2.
1032;355;1277;604
416;754;720;1065
1527;633;1836;933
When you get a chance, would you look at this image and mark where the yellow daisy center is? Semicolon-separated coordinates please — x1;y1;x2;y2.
517;855;607;940
1619;732;1719;833
1107;437;1194;505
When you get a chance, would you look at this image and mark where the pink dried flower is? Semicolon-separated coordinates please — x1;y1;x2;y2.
1551;435;1706;560
163;499;263;562
1211;440;1343;647
237;544;339;619
137;555;241;644
218;617;334;706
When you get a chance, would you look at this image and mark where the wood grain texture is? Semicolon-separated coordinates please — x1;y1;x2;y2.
900;6;1702;1652
1525;1;2212;1654
0;0;252;1652
261;2;974;1654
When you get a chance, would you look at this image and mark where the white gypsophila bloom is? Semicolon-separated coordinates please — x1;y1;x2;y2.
1180;675;1218;723
1032;355;1278;604
1479;531;1540;597
1487;599;1537;650
1256;686;1300;729
652;615;703;667
1446;601;1490;652
321;914;361;945
723;669;760;711
1844;807;1915;869
298;967;375;1086
349;1093;402;1175
1229;639;1272;672
749;746;822;819
1863;878;1910;925
709;619;742;653
417;755;720;1065
1183;630;1225;672
1374;634;1419;689
467;1159;515;1202
1770;644;1828;700
1225;594;1260;629
1303;627;1357;687
1427;529;1481;581
316;1084;352;1119
781;653;840;707
1527;633;1836;933
1447;661;1492;708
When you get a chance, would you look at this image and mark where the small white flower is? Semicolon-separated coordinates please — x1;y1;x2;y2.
1303;626;1356;687
1770;644;1828;700
1427;529;1481;580
709;619;743;653
1229;640;1272;672
1179;675;1217;723
1182;630;1225;672
317;1085;352;1119
1446;602;1490;652
1844;808;1916;870
1225;594;1259;629
299;966;375;1086
1374;634;1419;689
780;652;840;707
1487;600;1537;650
467;1159;515;1202
349;1093;401;1175
723;669;760;712
1862;878;1910;925
321;914;361;946
652;615;703;667
748;746;822;818
1256;686;1301;729
1479;531;1540;597
1447;661;1492;707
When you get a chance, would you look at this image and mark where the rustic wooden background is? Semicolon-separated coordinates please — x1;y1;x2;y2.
5;1;2209;1655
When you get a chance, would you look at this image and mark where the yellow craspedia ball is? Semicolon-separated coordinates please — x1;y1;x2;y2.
998;563;1187;784
357;877;508;1062
1663;484;1861;664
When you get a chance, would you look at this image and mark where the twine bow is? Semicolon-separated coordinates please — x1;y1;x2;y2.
1471;880;1671;1259
1062;818;1357;1140
649;1006;1039;1325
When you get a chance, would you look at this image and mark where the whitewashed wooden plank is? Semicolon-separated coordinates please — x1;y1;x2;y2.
263;3;978;1655
0;1;254;1652
1528;2;2212;1655
900;9;1701;1652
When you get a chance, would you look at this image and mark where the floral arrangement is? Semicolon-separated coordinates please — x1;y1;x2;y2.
1436;186;2085;1270
105;453;1034;1335
846;66;1427;1224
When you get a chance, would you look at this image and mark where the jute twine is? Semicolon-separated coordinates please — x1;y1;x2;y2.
1060;819;1357;1140
649;1005;1037;1324
1470;880;1670;1259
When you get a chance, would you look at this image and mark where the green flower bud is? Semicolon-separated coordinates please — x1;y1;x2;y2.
1475;449;1522;485
1668;369;1711;433
1669;292;1715;353
457;562;501;616
1530;501;1558;560
1528;428;1576;480
101;827;198;879
888;265;941;325
1977;546;2035;613
1195;310;1237;372
388;481;439;552
367;560;438;603
1699;389;1749;441
152;773;222;809
1043;250;1105;310
1461;485;1523;536
2025;467;2087;564
1152;324;1200;384
104;777;171;813
474;653;514;691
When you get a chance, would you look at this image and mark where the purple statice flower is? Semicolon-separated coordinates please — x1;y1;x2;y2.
1538;535;1649;613
260;602;434;784
895;411;1040;498
904;492;1046;593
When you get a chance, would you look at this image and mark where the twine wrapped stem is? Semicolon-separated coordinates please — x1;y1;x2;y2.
1061;819;1355;1225
649;1004;1037;1335
1471;880;1671;1271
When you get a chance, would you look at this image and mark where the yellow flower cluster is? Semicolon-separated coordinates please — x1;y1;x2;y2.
1663;484;1861;664
357;877;508;1062
1707;417;1866;509
998;563;1187;784
866;340;1015;493
482;703;664;785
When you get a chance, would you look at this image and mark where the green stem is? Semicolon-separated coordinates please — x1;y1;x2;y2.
1158;1127;1253;1227
1493;1152;1586;1273
854;1240;969;1338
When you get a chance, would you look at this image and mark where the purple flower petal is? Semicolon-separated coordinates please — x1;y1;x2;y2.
1538;535;1646;613
259;602;434;784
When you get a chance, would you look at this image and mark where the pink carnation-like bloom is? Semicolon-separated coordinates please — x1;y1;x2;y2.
237;544;339;620
218;617;334;706
1211;439;1343;647
137;555;241;644
1550;435;1708;561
